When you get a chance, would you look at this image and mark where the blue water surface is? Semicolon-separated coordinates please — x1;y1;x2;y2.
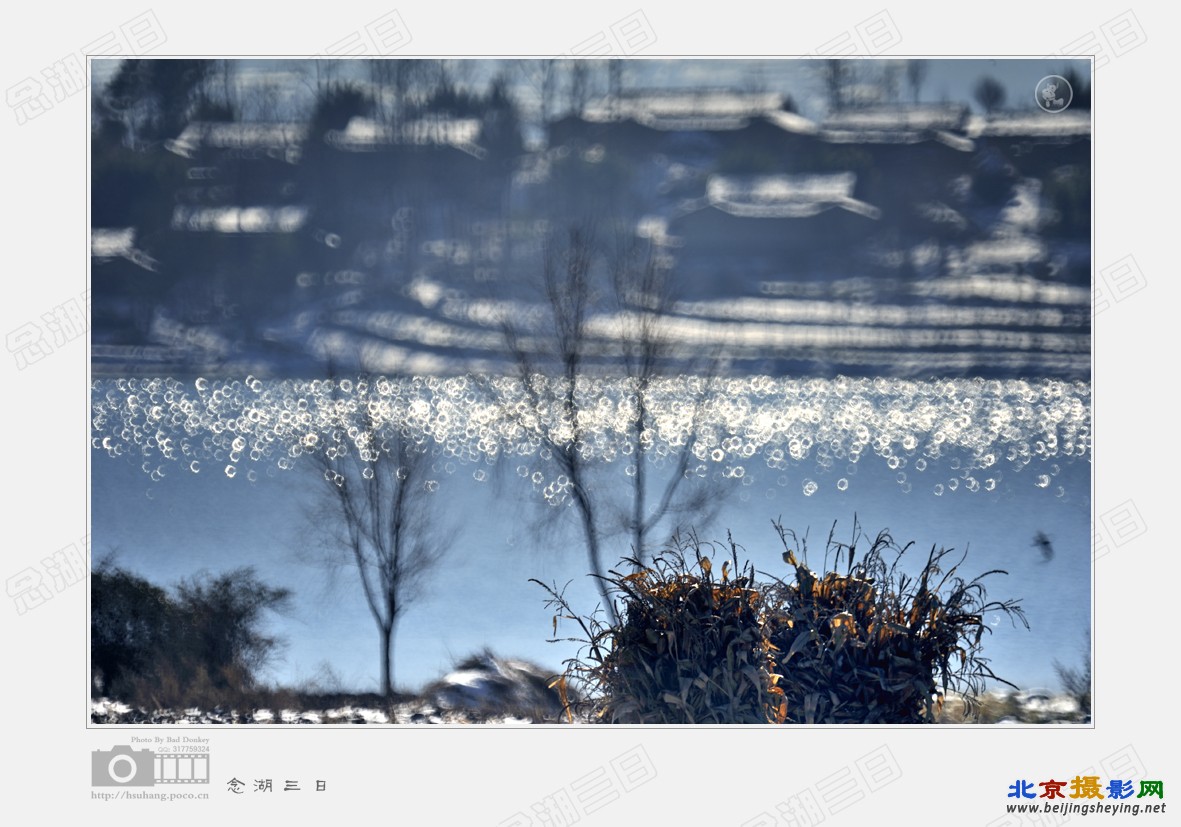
90;375;1090;695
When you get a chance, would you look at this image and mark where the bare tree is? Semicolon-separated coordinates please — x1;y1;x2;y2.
821;59;854;113
366;58;398;127
539;59;559;124
307;373;451;697
366;58;454;126
443;58;477;93
608;59;624;116
367;58;427;128
102;59;217;143
492;224;727;624
195;59;237;118
973;76;1006;115
608;235;724;569
497;225;613;619
569;60;591;117
879;61;903;104
313;59;342;94
508;58;559;124
906;59;928;104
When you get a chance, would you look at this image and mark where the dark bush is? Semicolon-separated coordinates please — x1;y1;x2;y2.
536;533;787;724
91;556;174;699
171;568;291;692
765;519;1026;723
91;558;291;709
1053;631;1091;717
538;520;1026;724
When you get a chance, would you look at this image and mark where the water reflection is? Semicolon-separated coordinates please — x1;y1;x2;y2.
88;58;1094;698
92;375;1089;500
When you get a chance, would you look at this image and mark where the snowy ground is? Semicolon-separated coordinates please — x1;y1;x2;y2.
89;651;1088;725
90;650;574;725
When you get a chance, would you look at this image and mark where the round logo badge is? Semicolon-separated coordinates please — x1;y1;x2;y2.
1035;75;1073;113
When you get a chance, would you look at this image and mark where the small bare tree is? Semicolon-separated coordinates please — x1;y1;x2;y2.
608;234;723;569
973;76;1007;115
509;59;560;124
364;58;443;130
568;60;591;117
494;224;727;624
906;59;928;105
498;225;614;619
821;59;854;113
307;374;451;697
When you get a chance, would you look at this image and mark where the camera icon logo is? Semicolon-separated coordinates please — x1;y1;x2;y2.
93;745;156;786
1035;75;1073;113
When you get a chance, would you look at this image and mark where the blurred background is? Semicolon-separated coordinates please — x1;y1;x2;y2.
89;58;1091;703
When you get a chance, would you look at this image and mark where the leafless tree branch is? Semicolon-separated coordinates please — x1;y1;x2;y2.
305;365;452;697
487;221;733;622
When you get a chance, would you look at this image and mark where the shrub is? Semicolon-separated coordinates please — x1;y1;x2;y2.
538;519;1027;724
1052;631;1091;717
171;567;292;696
91;557;174;699
536;532;787;724
765;519;1027;723
91;558;291;710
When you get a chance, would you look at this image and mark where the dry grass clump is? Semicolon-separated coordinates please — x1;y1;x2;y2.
538;519;1027;724
535;533;787;724
764;519;1027;723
